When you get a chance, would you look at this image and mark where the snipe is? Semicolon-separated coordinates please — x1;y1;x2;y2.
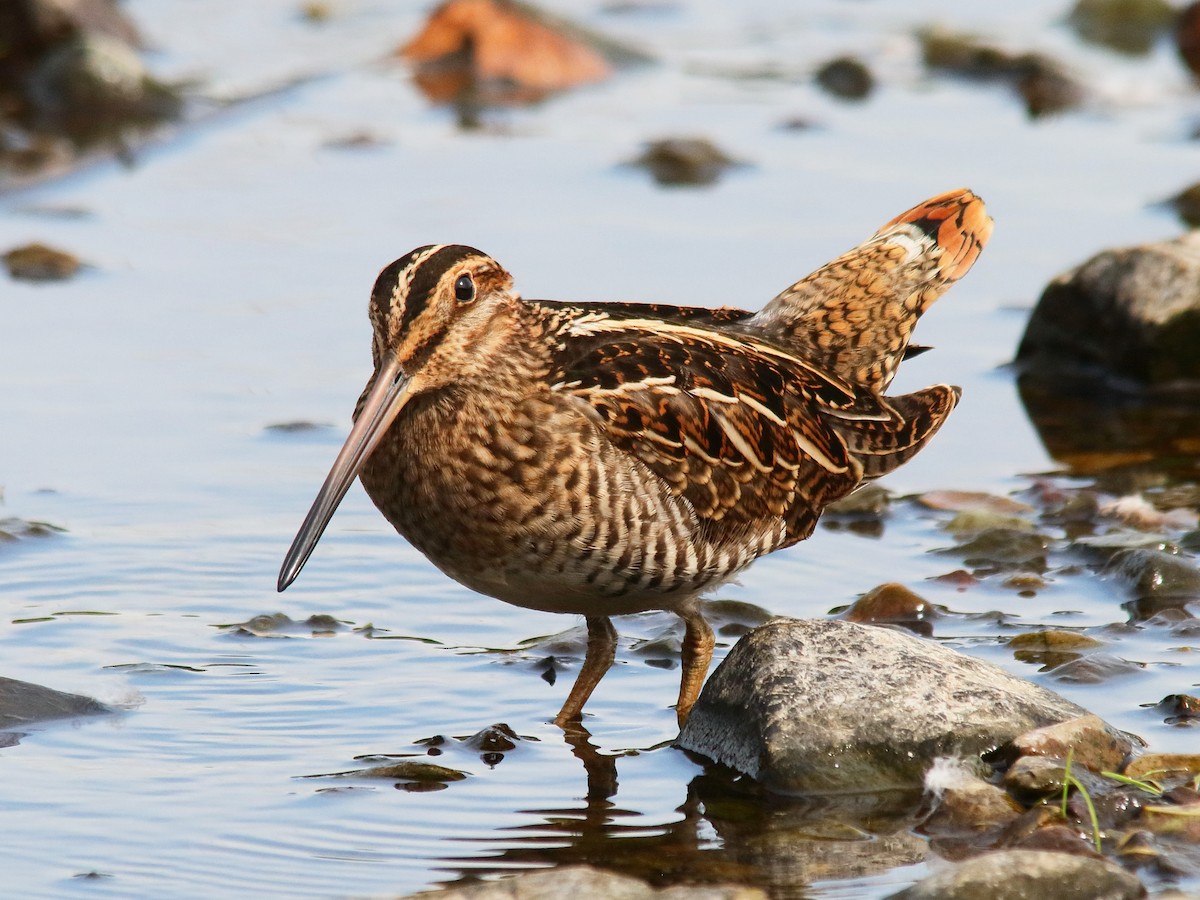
279;188;992;728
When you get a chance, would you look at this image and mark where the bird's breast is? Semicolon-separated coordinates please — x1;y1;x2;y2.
357;387;769;614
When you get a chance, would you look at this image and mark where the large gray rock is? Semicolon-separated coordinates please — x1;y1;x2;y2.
886;849;1146;900
1017;233;1200;385
0;676;110;728
676;619;1099;794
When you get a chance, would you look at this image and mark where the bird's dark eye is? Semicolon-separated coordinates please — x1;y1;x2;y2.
454;273;475;303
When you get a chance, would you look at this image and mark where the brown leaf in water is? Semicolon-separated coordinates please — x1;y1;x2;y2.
400;0;611;96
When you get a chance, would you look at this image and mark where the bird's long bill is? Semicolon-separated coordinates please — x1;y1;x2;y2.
277;352;412;592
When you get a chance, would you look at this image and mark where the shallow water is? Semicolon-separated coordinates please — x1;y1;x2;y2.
2;1;1199;897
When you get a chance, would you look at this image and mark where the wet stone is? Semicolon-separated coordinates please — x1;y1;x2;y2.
1068;0;1176;55
825;482;890;517
1017;231;1200;385
1041;489;1102;526
678;618;1093;794
3;242;81;281
1000;573;1046;595
921;760;1022;835
301;1;333;23
1009;630;1105;672
0;676;110;728
942;527;1051;568
264;420;331;433
1107;549;1200;598
1124;753;1200;784
1122;595;1199;623
26;34;179;135
220;612;346;637
1181;1;1200;79
838;582;943;634
1002;754;1070;801
705;598;773;638
405;864;767;899
918;29;1084;118
1051;653;1146;685
1074;532;1180;560
1139;803;1200;842
1087;788;1153;833
1014;58;1086;119
1144;693;1200;723
628;137;741;187
886;849;1146;900
1010;822;1104;857
1168;182;1200;230
942;509;1034;537
933;569;978;590
460;723;521;754
814;56;873;100
346;760;467;782
0;517;66;541
1007;714;1135;773
1008;631;1105;652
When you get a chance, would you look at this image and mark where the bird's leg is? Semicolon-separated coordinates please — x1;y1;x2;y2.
675;608;714;728
553;616;617;727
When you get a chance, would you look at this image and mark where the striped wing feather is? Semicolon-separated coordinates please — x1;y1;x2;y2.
552;323;914;547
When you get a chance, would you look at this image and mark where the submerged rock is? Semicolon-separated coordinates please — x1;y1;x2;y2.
1144;693;1200;724
1068;0;1177;56
2;242;82;281
0;516;67;541
1166;181;1200;229
0;676;110;728
406;864;766;898
677;618;1094;794
887;849;1146;899
1106;548;1200;598
1179;0;1200;78
1017;233;1200;387
814;56;873;100
628;137;742;187
219;612;346;637
919;29;1084;118
838;582;943;635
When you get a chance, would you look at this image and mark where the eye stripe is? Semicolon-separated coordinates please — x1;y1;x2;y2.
394;245;484;334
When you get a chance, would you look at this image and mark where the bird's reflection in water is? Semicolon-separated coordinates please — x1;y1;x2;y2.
433;722;930;896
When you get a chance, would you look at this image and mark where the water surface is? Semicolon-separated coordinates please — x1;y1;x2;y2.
2;1;1199;897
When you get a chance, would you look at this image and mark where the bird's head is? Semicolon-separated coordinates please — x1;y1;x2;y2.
278;244;516;591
